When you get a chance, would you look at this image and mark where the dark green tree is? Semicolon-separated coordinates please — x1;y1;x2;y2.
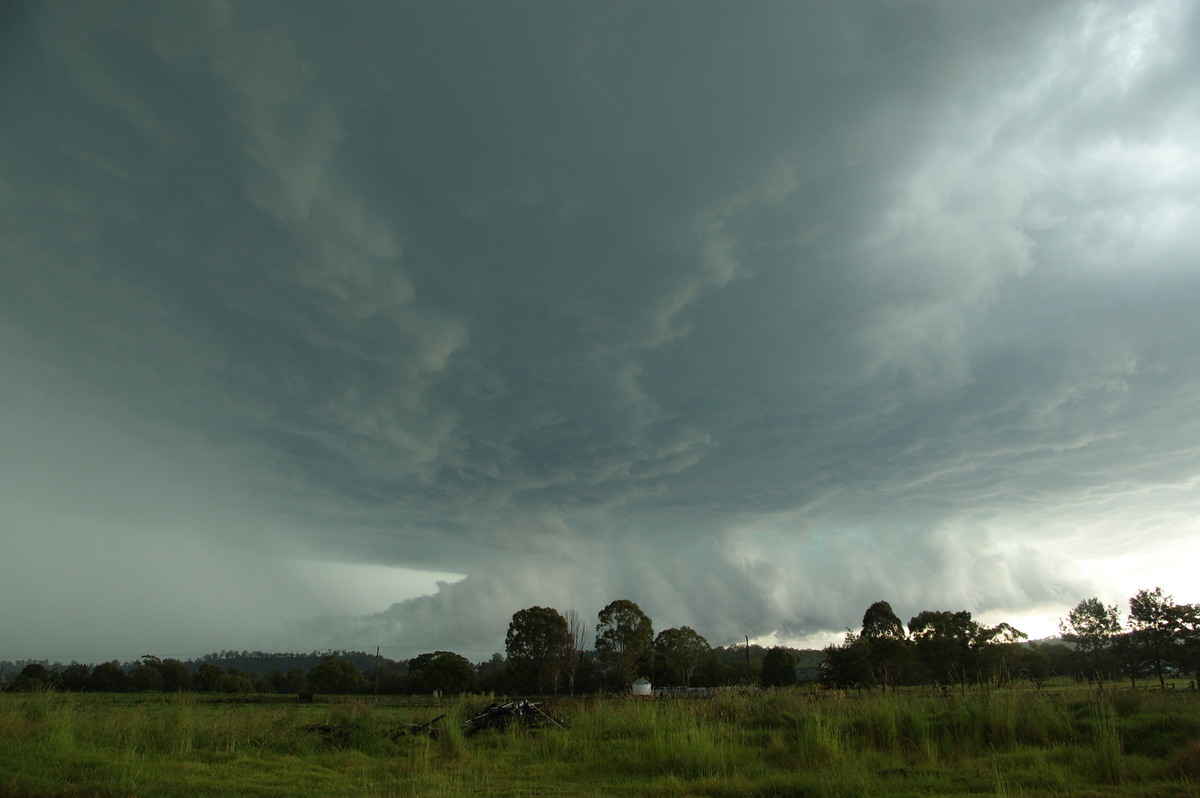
908;610;1026;686
974;623;1029;685
1170;602;1200;687
308;656;364;694
506;606;571;694
406;651;477;694
861;601;906;640
820;632;872;688
1035;641;1082;679
761;647;797;687
371;667;407;695
595;599;654;689
1059;597;1122;682
159;658;192;692
908;610;980;685
193;662;225;692
572;651;603;693
214;673;255;694
476;653;508;694
1011;644;1052;688
652;626;710;687
128;656;165;692
59;663;91;692
860;601;909;689
1112;631;1149;688
10;663;51;691
85;661;128;692
1128;587;1177;689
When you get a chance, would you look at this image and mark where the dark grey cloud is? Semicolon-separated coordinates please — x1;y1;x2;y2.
3;0;1199;660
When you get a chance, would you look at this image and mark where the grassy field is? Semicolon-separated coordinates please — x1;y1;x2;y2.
2;684;1199;797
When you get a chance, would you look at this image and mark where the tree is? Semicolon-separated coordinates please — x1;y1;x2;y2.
407;651;478;694
307;656;364;694
861;601;906;641
193;662;225;692
506;606;571;694
85;661;128;692
860;601;909;689
907;611;1025;687
761;647;797;687
563;610;589;694
159;658;192;692
595;599;654;689
477;653;508;694
653;627;710;687
974;623;1029;685
908;610;983;685
214;673;255;693
128;656;165;692
59;663;91;692
10;663;51;692
1059;597;1122;682
1170;602;1200;687
1128;587;1177;689
821;632;872;689
1012;644;1052;688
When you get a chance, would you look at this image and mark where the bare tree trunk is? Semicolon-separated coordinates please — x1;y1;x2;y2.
565;610;589;694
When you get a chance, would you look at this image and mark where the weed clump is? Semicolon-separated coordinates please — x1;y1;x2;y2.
1168;740;1200;779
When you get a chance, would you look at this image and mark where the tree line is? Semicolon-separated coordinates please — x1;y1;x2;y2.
0;599;803;695
1056;588;1200;688
5;588;1196;695
821;587;1200;690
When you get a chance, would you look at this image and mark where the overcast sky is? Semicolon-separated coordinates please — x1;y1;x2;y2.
4;0;1200;664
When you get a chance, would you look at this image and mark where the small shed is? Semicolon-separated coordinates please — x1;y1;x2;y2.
631;677;652;697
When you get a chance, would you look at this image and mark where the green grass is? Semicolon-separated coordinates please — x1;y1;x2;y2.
1;687;1198;796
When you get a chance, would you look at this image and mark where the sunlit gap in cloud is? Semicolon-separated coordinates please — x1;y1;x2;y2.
289;561;466;616
1077;536;1200;610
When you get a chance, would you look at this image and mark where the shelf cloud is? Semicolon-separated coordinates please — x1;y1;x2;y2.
3;0;1199;661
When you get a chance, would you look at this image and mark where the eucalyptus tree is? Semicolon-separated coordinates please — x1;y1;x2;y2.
595;599;654;688
907;610;1023;686
908;610;980;685
653;626;711;687
128;656;165;692
861;600;906;640
820;632;872;689
406;651;478;694
85;661;128;692
1059;597;1122;682
563;610;590;694
308;656;365;694
761;646;797;687
1128;587;1178;689
1171;602;1200;687
860;600;909;689
506;606;571;694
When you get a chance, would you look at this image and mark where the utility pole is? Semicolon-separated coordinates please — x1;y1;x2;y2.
375;646;381;701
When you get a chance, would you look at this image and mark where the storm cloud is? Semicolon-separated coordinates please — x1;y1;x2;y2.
3;0;1199;662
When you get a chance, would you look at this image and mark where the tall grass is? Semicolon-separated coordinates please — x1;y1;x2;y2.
1091;697;1125;785
2;686;1198;796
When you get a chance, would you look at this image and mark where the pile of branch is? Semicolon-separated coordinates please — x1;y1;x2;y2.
302;723;353;741
462;700;568;736
303;713;446;743
386;713;446;740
